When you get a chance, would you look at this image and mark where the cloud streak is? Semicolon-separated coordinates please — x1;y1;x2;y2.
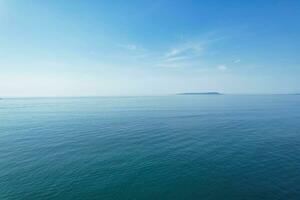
157;34;224;68
217;64;227;71
114;32;229;70
118;43;137;51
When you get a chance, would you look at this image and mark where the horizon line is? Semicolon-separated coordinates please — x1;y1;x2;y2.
1;93;300;99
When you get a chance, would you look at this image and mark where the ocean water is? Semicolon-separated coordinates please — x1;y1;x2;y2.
1;95;300;200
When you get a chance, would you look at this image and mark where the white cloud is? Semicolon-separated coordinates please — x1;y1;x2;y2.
164;55;194;62
217;65;227;71
114;33;227;70
233;59;241;63
165;44;203;59
120;44;137;50
157;33;227;69
156;63;182;68
166;48;181;57
158;41;205;68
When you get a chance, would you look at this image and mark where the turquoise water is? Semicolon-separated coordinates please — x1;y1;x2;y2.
1;95;300;200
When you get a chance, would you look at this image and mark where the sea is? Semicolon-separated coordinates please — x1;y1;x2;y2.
1;95;300;200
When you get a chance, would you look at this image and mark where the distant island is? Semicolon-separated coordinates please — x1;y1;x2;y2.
178;92;222;95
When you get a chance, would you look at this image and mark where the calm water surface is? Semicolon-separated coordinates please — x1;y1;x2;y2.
1;95;300;199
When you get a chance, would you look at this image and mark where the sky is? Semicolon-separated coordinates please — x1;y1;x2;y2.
0;0;300;96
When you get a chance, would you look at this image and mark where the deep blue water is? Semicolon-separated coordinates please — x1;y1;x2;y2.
1;95;300;200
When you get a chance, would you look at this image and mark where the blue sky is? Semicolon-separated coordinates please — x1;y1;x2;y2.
1;0;300;96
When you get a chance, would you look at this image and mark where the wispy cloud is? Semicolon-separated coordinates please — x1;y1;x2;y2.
156;63;183;68
165;48;181;57
164;55;195;62
233;59;241;63
217;64;227;71
113;32;229;70
157;34;224;68
118;43;137;51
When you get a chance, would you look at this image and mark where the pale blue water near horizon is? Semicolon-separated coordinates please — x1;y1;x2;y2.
1;95;300;199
